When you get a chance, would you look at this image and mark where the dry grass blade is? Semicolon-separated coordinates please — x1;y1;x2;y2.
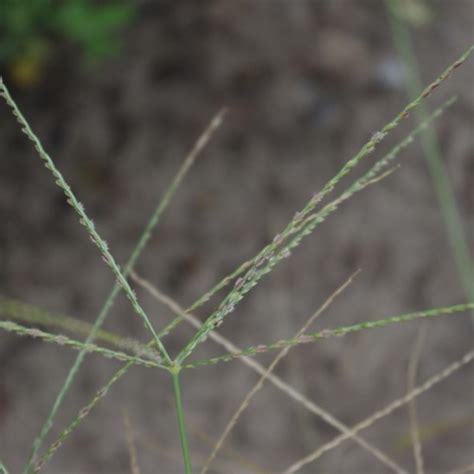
446;462;474;474
407;324;428;474
122;410;141;474
132;272;407;473
284;350;474;473
200;271;390;474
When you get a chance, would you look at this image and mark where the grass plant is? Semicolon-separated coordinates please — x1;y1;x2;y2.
0;41;473;473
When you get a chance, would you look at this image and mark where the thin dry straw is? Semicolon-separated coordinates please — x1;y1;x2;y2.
0;80;172;366
201;271;405;474
122;410;141;474
1;95;225;469
284;349;474;473
0;320;165;369
184;303;474;368
0;296;162;361
407;325;427;474
176;44;473;365
132;273;410;473
188;425;269;474
446;462;474;474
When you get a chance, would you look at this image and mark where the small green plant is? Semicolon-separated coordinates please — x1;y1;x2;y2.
0;0;134;86
0;43;473;474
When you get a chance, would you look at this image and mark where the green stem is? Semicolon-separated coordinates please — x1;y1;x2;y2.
0;461;10;474
172;369;192;474
385;0;474;317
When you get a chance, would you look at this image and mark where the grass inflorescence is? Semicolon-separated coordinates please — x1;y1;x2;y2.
0;42;473;474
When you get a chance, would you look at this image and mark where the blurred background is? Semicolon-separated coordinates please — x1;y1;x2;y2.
0;1;473;473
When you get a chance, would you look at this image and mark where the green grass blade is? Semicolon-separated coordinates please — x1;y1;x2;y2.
171;370;193;474
385;0;474;311
0;461;9;474
184;303;474;369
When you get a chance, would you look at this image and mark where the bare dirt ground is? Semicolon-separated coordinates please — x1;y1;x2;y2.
1;1;473;473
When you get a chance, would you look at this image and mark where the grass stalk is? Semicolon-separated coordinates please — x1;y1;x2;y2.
122;410;141;474
385;0;474;311
171;369;193;474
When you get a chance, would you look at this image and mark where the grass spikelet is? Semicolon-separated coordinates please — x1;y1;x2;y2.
0;296;161;360
184;303;474;368
0;320;165;369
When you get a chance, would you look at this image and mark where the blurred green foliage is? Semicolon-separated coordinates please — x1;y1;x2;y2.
0;0;135;85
